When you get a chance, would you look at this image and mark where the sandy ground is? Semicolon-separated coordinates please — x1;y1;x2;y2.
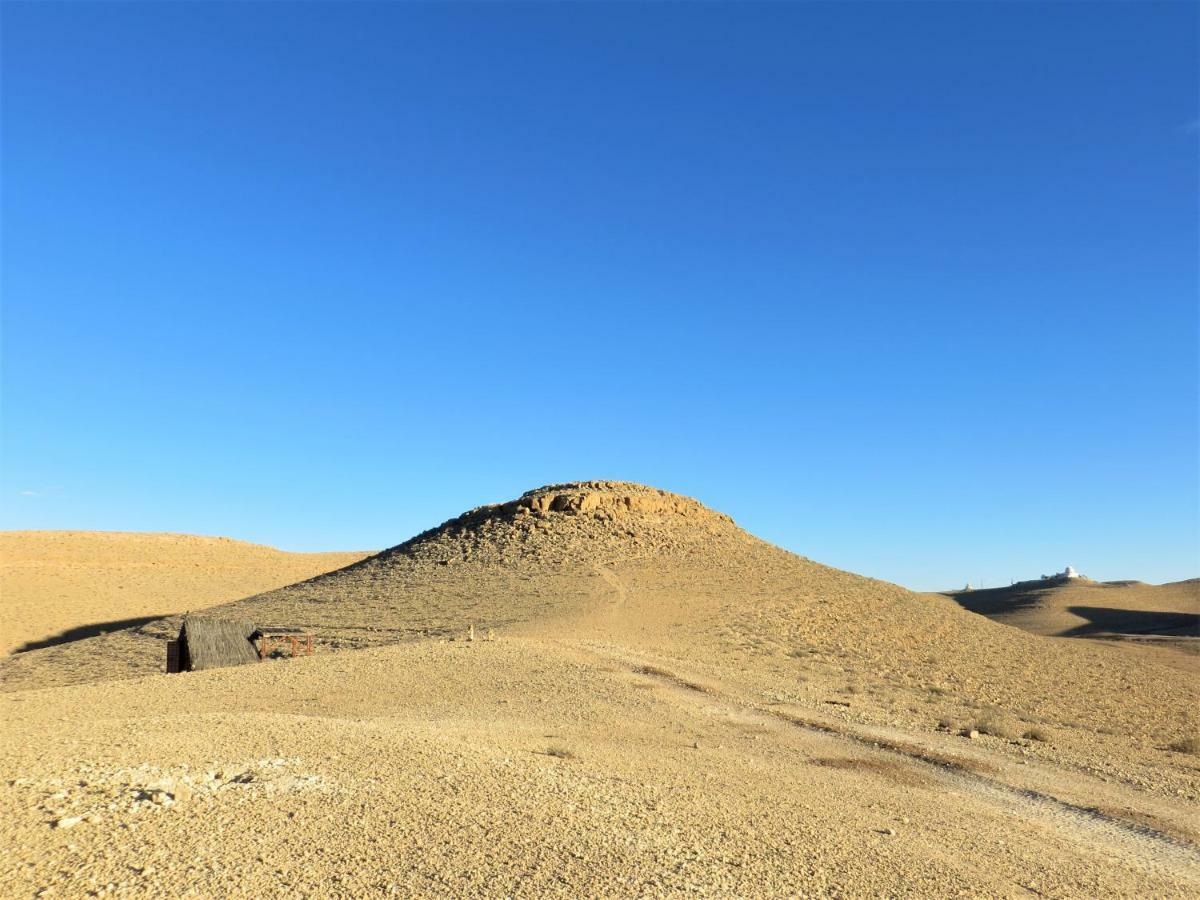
943;577;1198;639
940;578;1199;676
0;532;368;655
1;483;1197;897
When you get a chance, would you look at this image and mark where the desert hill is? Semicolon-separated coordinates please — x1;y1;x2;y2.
1;483;1198;895
3;482;1196;760
0;531;369;655
943;577;1199;642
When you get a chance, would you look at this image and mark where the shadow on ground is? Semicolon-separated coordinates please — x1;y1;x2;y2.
14;615;167;653
1059;607;1199;639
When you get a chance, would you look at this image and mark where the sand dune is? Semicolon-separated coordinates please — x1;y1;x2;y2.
1;483;1197;896
0;531;369;655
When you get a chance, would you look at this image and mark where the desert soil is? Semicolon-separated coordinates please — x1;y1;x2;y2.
1;483;1197;897
0;531;368;656
940;577;1199;676
941;576;1198;640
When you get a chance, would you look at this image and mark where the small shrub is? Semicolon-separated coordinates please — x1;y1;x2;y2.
974;709;1021;740
634;665;676;679
787;646;819;658
1167;736;1200;755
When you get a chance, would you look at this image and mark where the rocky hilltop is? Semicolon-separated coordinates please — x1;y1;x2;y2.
381;481;745;568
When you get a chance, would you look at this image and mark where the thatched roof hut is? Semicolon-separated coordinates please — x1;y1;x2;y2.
177;617;259;672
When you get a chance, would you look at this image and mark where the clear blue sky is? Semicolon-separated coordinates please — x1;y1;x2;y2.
3;2;1196;590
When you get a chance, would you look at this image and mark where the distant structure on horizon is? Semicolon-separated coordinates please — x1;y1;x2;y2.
959;566;1085;592
1041;565;1083;582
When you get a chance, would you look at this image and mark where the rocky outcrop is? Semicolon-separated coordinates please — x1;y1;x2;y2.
514;482;733;524
377;481;745;567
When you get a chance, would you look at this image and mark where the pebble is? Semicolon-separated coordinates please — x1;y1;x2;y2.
53;816;83;829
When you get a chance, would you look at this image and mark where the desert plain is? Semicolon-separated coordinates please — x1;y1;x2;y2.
1;481;1197;897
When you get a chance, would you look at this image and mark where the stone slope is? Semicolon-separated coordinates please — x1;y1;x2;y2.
372;481;745;568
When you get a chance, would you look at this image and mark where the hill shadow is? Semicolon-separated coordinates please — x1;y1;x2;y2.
946;584;1049;617
14;615;167;653
1058;606;1200;639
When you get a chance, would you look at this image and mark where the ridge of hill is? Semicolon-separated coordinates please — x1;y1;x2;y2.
0;531;370;655
942;577;1199;644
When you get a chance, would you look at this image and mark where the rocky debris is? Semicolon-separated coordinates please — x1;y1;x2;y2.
31;758;330;826
135;789;173;807
515;482;733;522
367;482;751;571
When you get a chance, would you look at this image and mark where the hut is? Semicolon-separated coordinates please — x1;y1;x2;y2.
170;617;260;672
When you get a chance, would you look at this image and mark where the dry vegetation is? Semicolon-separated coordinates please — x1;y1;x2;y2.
1;482;1197;896
1169;736;1200;756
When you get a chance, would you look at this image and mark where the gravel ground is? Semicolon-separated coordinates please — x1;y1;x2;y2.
1;483;1197;897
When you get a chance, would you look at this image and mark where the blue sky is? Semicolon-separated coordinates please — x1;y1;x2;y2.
2;2;1196;590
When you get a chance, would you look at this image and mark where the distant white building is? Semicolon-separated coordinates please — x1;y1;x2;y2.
1041;565;1083;582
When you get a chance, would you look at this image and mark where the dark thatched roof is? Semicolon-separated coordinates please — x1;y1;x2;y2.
178;617;259;671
